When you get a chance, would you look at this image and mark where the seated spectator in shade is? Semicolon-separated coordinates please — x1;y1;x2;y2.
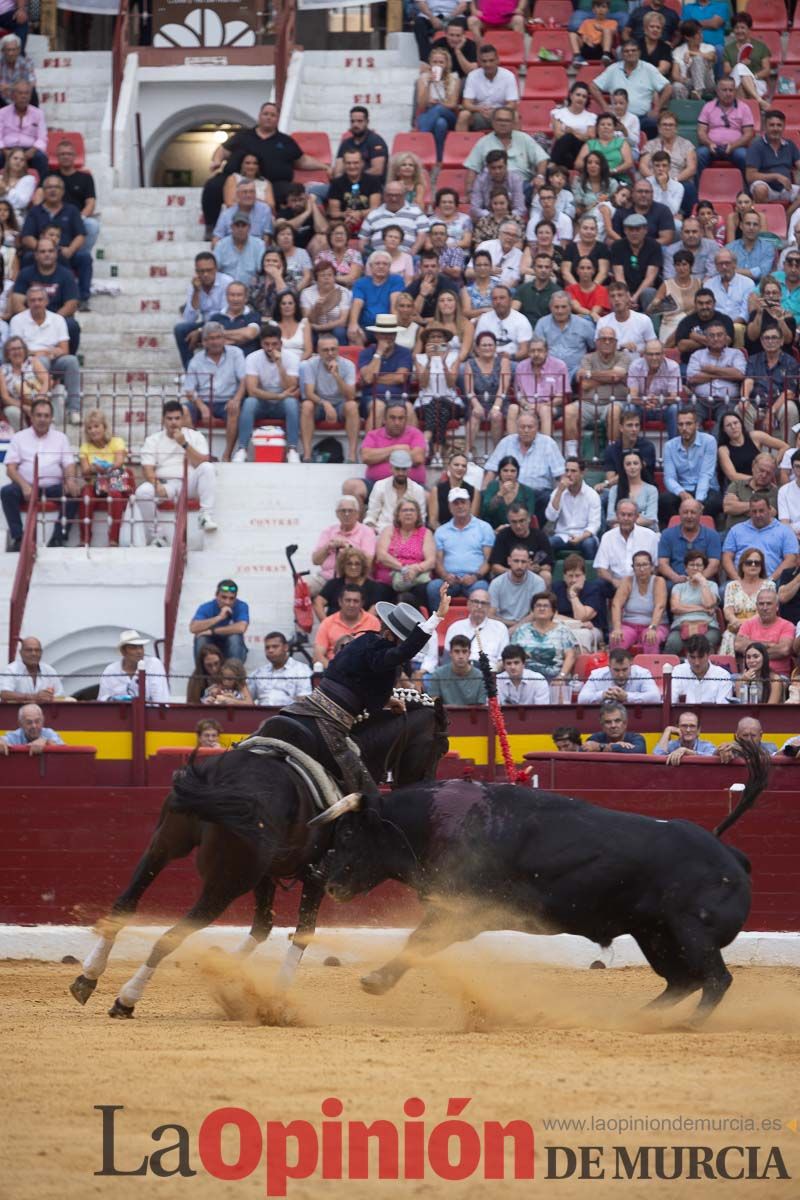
0;35;36;106
358;181;428;257
552;725;583;751
413;325;463;469
456;42;518;132
136;399;216;544
0;81;47;184
78;409;132;548
657;495;721;585
496;644;549;706
196;718;223;749
346;400;426;510
8;284;80;421
670;286;735;366
734;587;795;677
186;644;223;704
653;711;717;765
722;494;799;581
373;496;436;609
365;448;427;533
659;407;722;524
575;327;631;446
276;183;328;258
313;583;381;663
180;319;248;464
348;254;405;347
247;247;287;324
488;544;546;630
174;252;234;369
0;702;63;755
1;395;79;551
200;657;253;706
463;105;549;197
594;499;660;590
609;213;663;313
723;453;779;534
20;173;92;311
577;646;661;705
300;260;352;347
717;716;780;763
598;282;655;357
298;332;358;464
327;148;382;234
512;591;579;682
664;549;721;655
602;411;657;496
704;250;756;330
212;178;274;246
212;211;265;287
610;549;669;652
606;450;660;531
696;77;754;180
427;489;495;609
480;456;536;531
98;630;170;703
483;410;566;526
533;292;595;386
207;280;261;357
470;149;526;222
545;457;602;560
489;502;553;589
745;109;800;206
309;495;376;594
724;210;776;287
583;701;647;754
609;177;674;246
247;631;312;707
512;337;569;441
721;546;775;654
189;579;249;664
378;224;415;287
0;636;63;703
237;322;300;464
476;284;533;361
314;546;389;621
670;21;715;106
53;137;98;255
569;0;617;64
426;634;489;705
742;327;799;437
626;339;680;441
778;449;800;537
415;45;461;163
552;552;608;647
670;633;734;704
0;147;35;226
661;219;716;282
734;640;784;704
423;587;508;675
564;255;611;323
355;315;414;430
0;333;47;430
334;104;389;179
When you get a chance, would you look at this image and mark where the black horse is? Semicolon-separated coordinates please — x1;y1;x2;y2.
70;699;447;1017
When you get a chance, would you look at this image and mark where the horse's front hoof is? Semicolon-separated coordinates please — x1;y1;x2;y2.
70;974;97;1005
108;998;135;1019
360;970;392;995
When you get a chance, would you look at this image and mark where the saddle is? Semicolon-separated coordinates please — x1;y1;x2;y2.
235;732;343;815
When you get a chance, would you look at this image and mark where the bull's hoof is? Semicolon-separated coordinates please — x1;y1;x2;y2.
70;974;97;1005
108;998;135;1019
360;970;392;995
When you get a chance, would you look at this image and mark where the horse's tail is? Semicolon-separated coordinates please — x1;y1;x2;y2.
170;748;270;840
713;739;772;839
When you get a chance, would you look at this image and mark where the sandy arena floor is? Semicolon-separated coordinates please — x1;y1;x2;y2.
2;949;798;1200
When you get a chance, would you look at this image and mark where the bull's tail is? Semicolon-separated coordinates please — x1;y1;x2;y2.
713;739;771;838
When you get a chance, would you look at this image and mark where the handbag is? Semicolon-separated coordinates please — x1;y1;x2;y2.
392;569;431;590
680;620;709;640
95;467;135;498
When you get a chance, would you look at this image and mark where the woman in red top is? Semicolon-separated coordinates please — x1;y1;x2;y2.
565;256;611;321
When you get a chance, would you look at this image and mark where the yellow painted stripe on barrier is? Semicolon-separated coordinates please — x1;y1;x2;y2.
0;731;133;759
145;731;241;754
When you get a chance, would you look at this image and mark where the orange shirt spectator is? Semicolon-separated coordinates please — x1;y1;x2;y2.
313;583;381;662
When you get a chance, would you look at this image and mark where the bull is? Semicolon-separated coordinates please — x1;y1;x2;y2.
315;745;770;1020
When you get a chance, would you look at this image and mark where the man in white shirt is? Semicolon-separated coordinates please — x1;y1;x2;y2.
456;44;519;131
525;185;574;245
577;647;661;705
778;449;800;535
8;284;81;421
599;283;656;355
238;323;300;463
669;634;734;704
475;220;524;288
364;448;427;533
247;632;312;706
704;249;756;325
421;587;509;673
475;286;533;360
496;644;549;705
135;399;217;545
594;498;660;586
0;636;64;703
545;457;602;559
98;630;171;704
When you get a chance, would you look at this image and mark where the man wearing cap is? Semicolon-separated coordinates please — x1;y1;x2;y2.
212;211;266;287
0;703;64;756
610;214;663;312
189;579;250;664
364;448;427;533
610;178;675;246
97;631;170;704
266;586;452;798
427;489;495;609
356;315;414;427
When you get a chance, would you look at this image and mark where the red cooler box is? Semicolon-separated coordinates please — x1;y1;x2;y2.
252;426;286;463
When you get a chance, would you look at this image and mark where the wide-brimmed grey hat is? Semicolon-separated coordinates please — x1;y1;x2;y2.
375;601;425;641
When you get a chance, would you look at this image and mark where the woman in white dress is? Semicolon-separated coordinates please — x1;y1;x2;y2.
550;82;596;170
275;290;312;373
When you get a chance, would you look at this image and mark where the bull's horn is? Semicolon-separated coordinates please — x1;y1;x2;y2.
308;792;363;826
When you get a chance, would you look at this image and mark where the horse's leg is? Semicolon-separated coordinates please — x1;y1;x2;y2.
276;869;327;991
234;876;277;959
108;879;245;1019
361;906;467;995
70;811;200;1005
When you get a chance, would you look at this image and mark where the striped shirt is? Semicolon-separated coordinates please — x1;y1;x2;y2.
360;203;428;252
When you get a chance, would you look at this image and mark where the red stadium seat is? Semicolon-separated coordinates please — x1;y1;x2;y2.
574;62;605;87
47;130;85;170
754;203;788;237
391;131;436;170
291;130;332;162
527;31;573;68
667;514;716;530
698;168;742;203
521;64;569;100
783;32;800;64
441;130;484;168
435;167;470;209
746;0;788;30
518;99;555;133
764;96;800;127
337;345;361;371
483;31;525;70
436;606;468;650
745;29;782;63
710;655;737;674
573;653;609;680
529;1;573;25
632;654;680;694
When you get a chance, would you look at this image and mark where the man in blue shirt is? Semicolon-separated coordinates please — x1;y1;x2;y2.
174;252;234;368
657;496;722;585
746;110;800;205
0;703;63;755
189;578;251;663
533;292;595;380
208;281;261;356
212;212;265;287
721;495;799;581
659;406;721;523
682;0;729;49
357;317;413;420
427;489;495;609
583;702;647;754
20;175;93;307
348;250;405;343
724;211;778;285
652;711;717;765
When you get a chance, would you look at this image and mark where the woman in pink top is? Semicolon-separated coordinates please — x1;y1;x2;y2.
374;497;436;609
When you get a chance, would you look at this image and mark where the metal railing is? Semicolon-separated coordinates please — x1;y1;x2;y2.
163;460;189;675
7;458;39;664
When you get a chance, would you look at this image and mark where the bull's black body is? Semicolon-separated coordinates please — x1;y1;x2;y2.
325;762;767;1019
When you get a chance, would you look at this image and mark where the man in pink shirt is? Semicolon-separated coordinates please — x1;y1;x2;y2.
0;79;48;183
2;396;80;550
345;400;426;510
734;587;796;676
309;494;376;594
697;77;755;182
